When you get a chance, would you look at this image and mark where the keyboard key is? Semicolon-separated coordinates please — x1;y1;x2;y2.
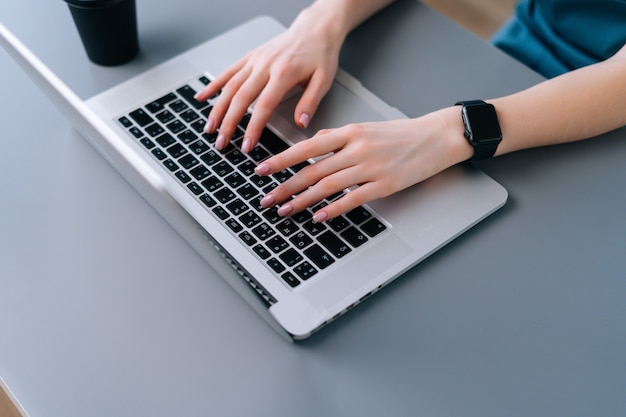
361;218;387;237
293;261;317;280
212;161;234;177
318;231;351;258
176;85;206;110
253;244;271;260
128;127;143;138
224;172;246;188
190;119;206;133
212;206;229;220
199;194;216;208
155;133;176;148
225;149;247;165
262;207;281;224
167;143;187;159
156;110;175;124
289;231;313;250
187;181;203;195
260;128;289;153
129;108;153;126
179;154;199;170
200;150;222;165
239;211;262;228
166;120;186;134
201;176;223;192
162;159;178;172
280;272;300;288
180;109;199;123
341;226;368;248
177;130;197;144
146;92;176;113
248;147;270;162
175;170;191;183
190;165;211;181
236;183;259;200
189;139;210;155
239;231;257;246
266;258;286;273
139;138;155;149
276;218;299;236
346;207;372;225
279;249;303;268
304;244;335;269
225;218;243;233
225;198;248;216
327;215;350;232
146;123;165;137
266;236;289;253
303;220;326;236
169;99;188;113
252;222;275;240
118;116;133;128
214;188;236;204
151;148;167;160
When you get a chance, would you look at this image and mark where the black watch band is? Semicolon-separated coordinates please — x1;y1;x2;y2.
455;100;502;161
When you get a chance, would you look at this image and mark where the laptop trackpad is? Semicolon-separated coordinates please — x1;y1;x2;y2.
274;80;389;138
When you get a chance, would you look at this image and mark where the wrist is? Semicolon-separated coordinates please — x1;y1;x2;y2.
437;106;475;165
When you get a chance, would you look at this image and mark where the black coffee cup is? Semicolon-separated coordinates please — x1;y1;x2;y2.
64;0;139;66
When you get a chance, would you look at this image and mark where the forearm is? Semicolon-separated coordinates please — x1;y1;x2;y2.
491;44;626;155
298;0;396;41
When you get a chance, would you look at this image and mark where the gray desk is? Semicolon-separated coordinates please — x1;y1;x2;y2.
1;1;625;416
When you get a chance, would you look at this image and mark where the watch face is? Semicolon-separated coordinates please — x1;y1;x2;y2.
464;104;502;143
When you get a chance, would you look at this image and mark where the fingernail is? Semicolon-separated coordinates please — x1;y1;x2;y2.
313;211;327;223
215;133;227;150
241;137;252;153
277;203;293;217
298;112;310;129
260;194;275;207
193;92;202;100
204;118;216;133
255;162;271;175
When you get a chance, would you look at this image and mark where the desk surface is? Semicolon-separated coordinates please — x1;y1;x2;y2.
1;1;625;416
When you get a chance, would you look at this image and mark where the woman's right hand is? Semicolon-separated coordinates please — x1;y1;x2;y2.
194;4;347;153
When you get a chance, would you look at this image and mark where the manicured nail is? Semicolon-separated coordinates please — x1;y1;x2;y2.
193;92;201;100
313;211;327;223
241;137;252;153
277;203;293;217
215;133;227;150
298;112;310;129
260;194;275;207
204;118;216;133
255;162;271;175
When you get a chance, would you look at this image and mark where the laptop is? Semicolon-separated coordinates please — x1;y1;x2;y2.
0;16;507;340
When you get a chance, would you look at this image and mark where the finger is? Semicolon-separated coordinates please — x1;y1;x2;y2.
241;76;305;153
311;182;383;222
254;129;342;175
270;163;367;218
194;57;246;102
295;71;334;128
217;72;270;148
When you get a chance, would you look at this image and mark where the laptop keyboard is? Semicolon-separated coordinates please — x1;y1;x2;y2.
117;76;387;289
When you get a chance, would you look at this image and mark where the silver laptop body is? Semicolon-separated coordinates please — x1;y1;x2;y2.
0;16;507;340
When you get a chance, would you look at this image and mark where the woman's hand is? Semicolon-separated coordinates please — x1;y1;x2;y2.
255;107;473;222
194;6;347;154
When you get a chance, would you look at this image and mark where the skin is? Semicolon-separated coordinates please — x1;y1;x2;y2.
194;0;626;223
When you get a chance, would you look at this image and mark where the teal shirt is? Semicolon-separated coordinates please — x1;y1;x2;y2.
492;0;626;78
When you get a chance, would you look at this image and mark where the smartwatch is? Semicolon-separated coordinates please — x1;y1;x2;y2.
455;100;502;161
